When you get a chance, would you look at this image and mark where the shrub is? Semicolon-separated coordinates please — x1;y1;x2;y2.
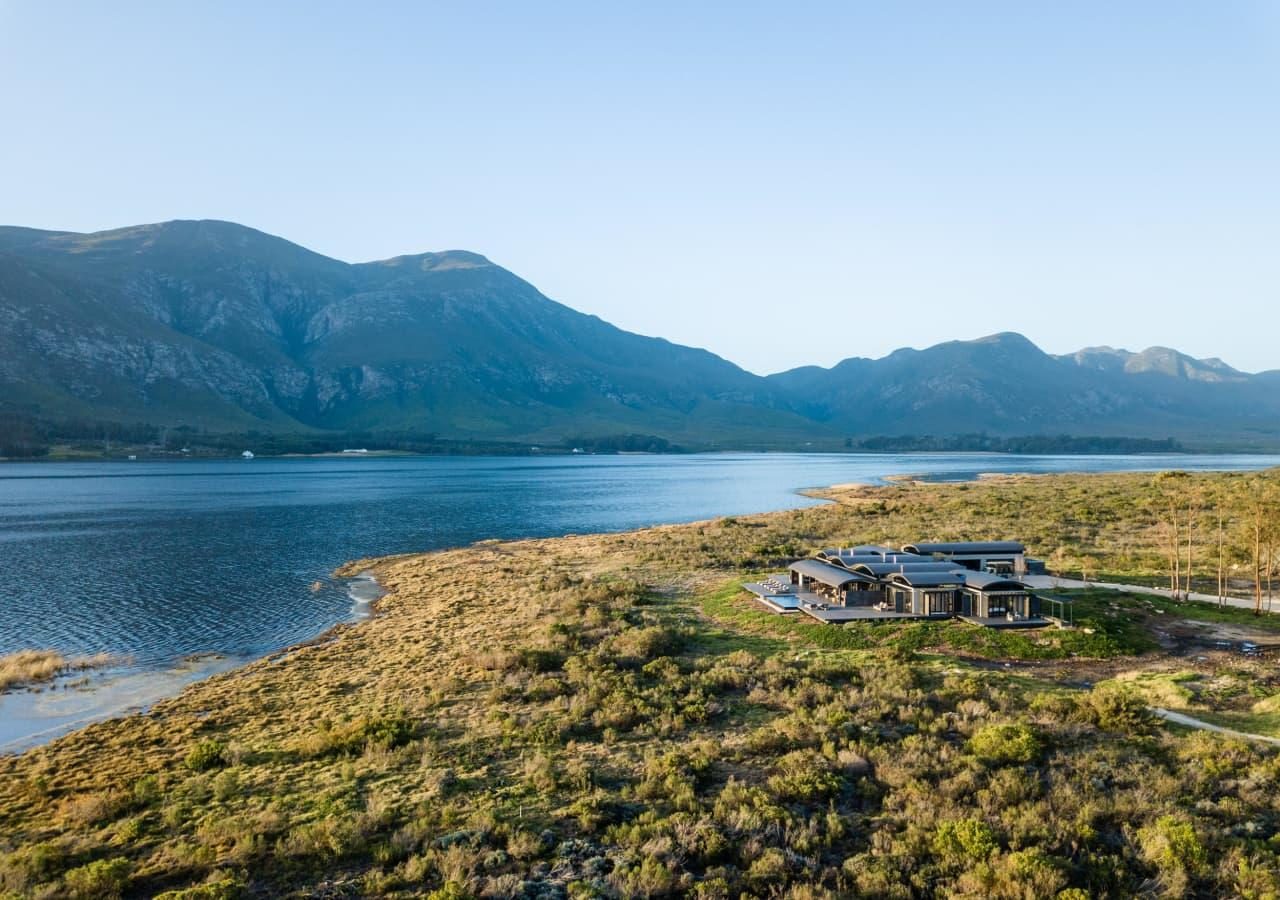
62;789;128;826
933;818;999;862
298;710;416;757
361;710;415;749
613;855;680;896
154;875;246;899
63;857;130;899
986;847;1067;897
967;723;1041;766
516;648;567;673
746;847;789;886
611;626;685;662
767;750;843;802
1138;815;1208;878
1083;686;1155;734
185;740;229;772
426;882;473;900
133;774;162;806
0;841;67;893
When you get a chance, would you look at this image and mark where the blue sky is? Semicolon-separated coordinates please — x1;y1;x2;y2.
2;1;1277;373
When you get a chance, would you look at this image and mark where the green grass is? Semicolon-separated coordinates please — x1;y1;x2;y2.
699;580;1157;661
6;468;1280;898
1160;596;1280;630
1188;708;1280;739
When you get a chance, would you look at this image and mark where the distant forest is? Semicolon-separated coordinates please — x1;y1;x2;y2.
850;434;1185;454
0;405;1191;460
0;408;525;459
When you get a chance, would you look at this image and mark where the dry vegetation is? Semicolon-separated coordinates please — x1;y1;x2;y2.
0;650;116;692
1;470;1279;898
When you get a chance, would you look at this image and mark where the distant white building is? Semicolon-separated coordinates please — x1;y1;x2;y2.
341;448;369;454
242;450;255;459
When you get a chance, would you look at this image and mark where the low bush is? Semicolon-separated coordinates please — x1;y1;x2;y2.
1082;686;1156;734
63;857;130;899
967;723;1041;766
933;818;999;863
185;740;229;772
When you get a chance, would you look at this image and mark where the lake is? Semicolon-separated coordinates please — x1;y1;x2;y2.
2;451;1278;748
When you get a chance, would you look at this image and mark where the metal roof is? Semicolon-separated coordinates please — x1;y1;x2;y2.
902;541;1026;555
887;571;966;587
818;546;914;559
961;572;1028;592
788;559;877;587
851;561;966;577
821;554;897;569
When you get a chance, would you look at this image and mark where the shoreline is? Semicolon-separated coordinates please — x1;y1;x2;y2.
0;653;246;754
5;446;1271;465
0;571;386;754
3;467;1280;895
5;462;1277;755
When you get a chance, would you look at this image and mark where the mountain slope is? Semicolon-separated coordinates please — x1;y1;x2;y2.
0;221;812;442
1;219;1277;448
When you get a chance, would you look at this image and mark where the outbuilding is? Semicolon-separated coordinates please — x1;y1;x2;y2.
959;571;1041;622
901;541;1027;575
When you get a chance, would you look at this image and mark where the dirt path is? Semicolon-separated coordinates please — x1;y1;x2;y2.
1152;707;1280;746
1022;575;1277;617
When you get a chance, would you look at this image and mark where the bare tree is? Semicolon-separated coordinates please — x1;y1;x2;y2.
1266;511;1280;614
1184;483;1199;598
1217;502;1227;607
1154;472;1189;600
1242;475;1274;616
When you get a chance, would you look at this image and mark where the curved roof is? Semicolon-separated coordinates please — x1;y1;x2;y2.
821;546;921;561
821;554;896;569
902;541;1026;555
888;571;966;587
961;572;1027;592
852;561;966;577
789;559;877;587
818;547;919;558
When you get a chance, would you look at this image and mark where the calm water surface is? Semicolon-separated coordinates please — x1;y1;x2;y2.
3;452;1279;666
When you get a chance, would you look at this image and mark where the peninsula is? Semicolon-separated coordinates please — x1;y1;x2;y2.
2;469;1279;898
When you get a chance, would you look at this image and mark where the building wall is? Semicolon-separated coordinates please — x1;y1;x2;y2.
965;590;1035;618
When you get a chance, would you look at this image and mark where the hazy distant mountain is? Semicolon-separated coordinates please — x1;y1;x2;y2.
1;220;1277;448
768;332;1280;443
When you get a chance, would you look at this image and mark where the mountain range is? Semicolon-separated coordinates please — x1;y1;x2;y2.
1;220;1277;450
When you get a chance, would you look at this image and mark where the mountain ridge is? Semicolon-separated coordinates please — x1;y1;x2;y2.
1;220;1277;448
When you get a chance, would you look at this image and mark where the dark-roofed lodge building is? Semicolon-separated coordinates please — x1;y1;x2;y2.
902;541;1027;575
743;541;1056;628
959;571;1041;622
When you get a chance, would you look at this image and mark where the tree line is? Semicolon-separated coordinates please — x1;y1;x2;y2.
1152;470;1280;614
850;433;1185;454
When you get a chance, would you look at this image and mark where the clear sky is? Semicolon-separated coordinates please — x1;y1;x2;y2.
2;1;1277;374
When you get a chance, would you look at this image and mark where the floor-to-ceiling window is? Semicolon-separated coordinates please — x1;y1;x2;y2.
925;590;952;614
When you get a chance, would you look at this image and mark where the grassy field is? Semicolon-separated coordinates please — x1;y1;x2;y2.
1;469;1279;898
